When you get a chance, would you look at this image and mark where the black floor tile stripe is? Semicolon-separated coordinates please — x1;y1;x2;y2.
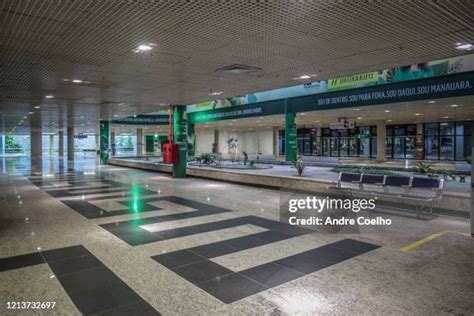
98;196;236;245
0;245;160;315
62;199;163;219
103;209;311;247
153;238;379;303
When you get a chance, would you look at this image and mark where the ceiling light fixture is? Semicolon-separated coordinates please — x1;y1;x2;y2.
34;106;41;109
450;104;459;107
357;117;362;120
293;74;317;80
209;92;223;96
45;95;54;99
133;43;156;53
428;100;436;104
28;112;34;115
72;79;83;83
455;43;473;51
384;110;390;113
414;113;421;116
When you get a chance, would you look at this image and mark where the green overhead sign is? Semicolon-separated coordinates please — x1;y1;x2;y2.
112;115;169;125
189;71;474;123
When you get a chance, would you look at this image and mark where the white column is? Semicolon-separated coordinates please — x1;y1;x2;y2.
273;126;279;158
49;134;54;156
67;126;74;161
376;120;386;163
95;134;99;155
136;128;143;156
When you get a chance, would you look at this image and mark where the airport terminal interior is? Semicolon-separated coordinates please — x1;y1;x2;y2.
1;1;474;315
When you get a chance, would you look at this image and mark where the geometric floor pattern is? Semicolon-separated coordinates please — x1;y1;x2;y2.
0;245;160;315
26;171;380;305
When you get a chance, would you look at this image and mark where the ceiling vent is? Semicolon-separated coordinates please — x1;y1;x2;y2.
214;64;262;75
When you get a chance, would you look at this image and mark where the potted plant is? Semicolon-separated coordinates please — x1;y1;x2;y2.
293;159;305;176
414;161;432;175
242;151;248;165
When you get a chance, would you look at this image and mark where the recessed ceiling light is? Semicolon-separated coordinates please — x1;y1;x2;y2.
387;119;393;122
28;112;34;115
45;95;54;99
357;117;362;120
72;79;83;83
384;110;390;113
293;74;318;80
455;43;473;51
118;103;127;106
428;100;436;104
299;113;306;116
443;116;449;119
114;114;119;117
414;113;421;116
34;106;41;109
209;92;223;96
450;104;459;107
133;43;156;53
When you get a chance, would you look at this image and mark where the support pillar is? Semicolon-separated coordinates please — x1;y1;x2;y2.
110;131;115;156
213;129;219;154
100;121;110;165
415;123;424;160
136;128;143;156
187;122;195;157
30;129;42;170
285;101;297;162
67;126;74;161
471;147;474;237
95;134;99;155
172;106;187;178
376;120;386;163
58;131;64;158
273;126;279;159
49;134;54;156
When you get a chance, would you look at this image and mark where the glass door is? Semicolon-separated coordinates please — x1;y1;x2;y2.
330;138;339;157
405;137;416;159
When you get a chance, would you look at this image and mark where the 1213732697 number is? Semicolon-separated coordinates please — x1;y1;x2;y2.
6;301;56;309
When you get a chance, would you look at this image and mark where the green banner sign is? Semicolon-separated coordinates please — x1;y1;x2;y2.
189;71;474;123
112;115;168;125
291;71;474;112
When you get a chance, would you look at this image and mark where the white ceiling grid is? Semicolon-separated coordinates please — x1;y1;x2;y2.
0;0;473;134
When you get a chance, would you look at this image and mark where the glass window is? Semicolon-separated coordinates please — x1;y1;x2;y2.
371;137;377;158
406;125;417;136
440;122;454;135
440;135;454;160
394;126;405;137
424;123;438;135
425;136;438;160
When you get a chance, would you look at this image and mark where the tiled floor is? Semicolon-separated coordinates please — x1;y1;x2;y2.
0;157;473;315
